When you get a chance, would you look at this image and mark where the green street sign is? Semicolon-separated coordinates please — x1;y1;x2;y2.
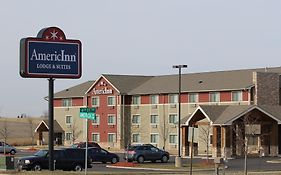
80;107;96;120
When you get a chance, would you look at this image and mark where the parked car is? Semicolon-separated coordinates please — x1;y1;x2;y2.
124;144;169;163
87;147;119;164
17;148;92;171
71;141;101;149
0;142;17;155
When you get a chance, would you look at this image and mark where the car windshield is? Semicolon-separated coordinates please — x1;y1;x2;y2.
34;150;48;157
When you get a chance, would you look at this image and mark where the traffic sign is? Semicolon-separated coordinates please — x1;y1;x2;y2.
80;108;96;120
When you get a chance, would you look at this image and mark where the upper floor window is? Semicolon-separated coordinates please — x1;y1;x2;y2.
169;94;178;104
169;134;178;144
150;115;159;124
210;92;220;102
150;134;159;144
92;133;100;142
150;95;159;104
169;114;178;124
132;133;140;143
92;114;100;125
108;133;116;142
232;91;242;101
66;115;72;124
107;96;116;106
189;93;198;103
62;98;72;107
92;96;99;107
132;96;141;105
132;115;141;124
108;115;116;125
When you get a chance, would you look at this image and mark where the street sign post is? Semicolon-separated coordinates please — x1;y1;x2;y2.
79;107;96;175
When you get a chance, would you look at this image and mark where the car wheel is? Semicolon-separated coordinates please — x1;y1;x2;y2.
10;149;16;155
137;156;144;163
33;164;42;171
111;157;118;164
161;155;168;163
74;164;83;171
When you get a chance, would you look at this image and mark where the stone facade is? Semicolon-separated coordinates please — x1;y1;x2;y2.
253;72;280;105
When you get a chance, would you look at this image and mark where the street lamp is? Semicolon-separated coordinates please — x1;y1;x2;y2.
172;64;187;168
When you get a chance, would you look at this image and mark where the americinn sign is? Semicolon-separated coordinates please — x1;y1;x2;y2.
20;27;82;79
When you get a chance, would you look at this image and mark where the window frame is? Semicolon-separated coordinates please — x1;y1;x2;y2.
189;93;198;103
108;133;116;142
232;91;243;102
210;92;220;102
107;114;116;125
169;94;178;104
92;96;100;107
132;96;141;105
132;115;141;124
62;98;72;107
150;95;159;104
107;96;116;106
92;114;100;125
150;114;159;124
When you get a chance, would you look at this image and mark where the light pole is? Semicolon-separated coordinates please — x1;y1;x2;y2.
173;64;187;168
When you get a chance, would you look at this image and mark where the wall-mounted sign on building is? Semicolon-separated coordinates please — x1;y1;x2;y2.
20;27;82;79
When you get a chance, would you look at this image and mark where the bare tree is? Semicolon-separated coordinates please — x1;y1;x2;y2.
232;114;261;175
69;119;83;144
0;119;10;154
27;118;36;148
198;123;212;163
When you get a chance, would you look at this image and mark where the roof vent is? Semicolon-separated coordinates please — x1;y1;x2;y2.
66;89;69;91
198;80;203;84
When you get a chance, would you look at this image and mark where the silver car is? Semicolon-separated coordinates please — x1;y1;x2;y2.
0;142;17;155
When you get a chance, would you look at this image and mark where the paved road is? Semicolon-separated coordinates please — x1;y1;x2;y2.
13;149;281;174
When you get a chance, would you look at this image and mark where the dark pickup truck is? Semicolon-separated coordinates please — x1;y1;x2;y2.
17;148;92;171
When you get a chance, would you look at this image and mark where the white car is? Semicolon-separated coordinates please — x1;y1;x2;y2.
0;142;17;155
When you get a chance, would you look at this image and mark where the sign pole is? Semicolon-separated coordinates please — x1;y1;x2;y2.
85;118;88;175
48;78;54;171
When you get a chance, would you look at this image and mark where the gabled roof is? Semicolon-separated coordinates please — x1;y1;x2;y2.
35;120;64;133
99;74;153;94
129;67;281;95
184;105;281;126
54;81;95;98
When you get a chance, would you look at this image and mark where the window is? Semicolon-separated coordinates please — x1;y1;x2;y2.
65;132;72;141
108;133;116;142
132;133;140;143
150;134;159;144
169;134;178;144
169;114;178;124
132;115;141;124
92;96;99;106
92;133;100;142
132;96;141;105
107;96;116;106
66;116;72;124
189;93;198;103
62;98;72;107
150;115;159;124
92;115;100;125
150;95;159;104
108;115;116;125
247;135;258;146
232;91;242;102
210;92;220;102
169;94;178;103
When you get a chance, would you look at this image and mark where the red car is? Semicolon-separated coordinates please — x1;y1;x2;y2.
71;142;101;149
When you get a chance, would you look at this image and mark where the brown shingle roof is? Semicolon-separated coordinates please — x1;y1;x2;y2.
184;105;281;126
129;67;281;95
54;81;95;98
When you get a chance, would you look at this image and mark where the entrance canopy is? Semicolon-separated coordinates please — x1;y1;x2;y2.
35;120;64;133
183;105;281;126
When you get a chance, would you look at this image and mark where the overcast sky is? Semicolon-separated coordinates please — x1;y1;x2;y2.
1;0;281;117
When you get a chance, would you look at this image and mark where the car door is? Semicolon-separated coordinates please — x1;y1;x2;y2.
93;148;107;163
